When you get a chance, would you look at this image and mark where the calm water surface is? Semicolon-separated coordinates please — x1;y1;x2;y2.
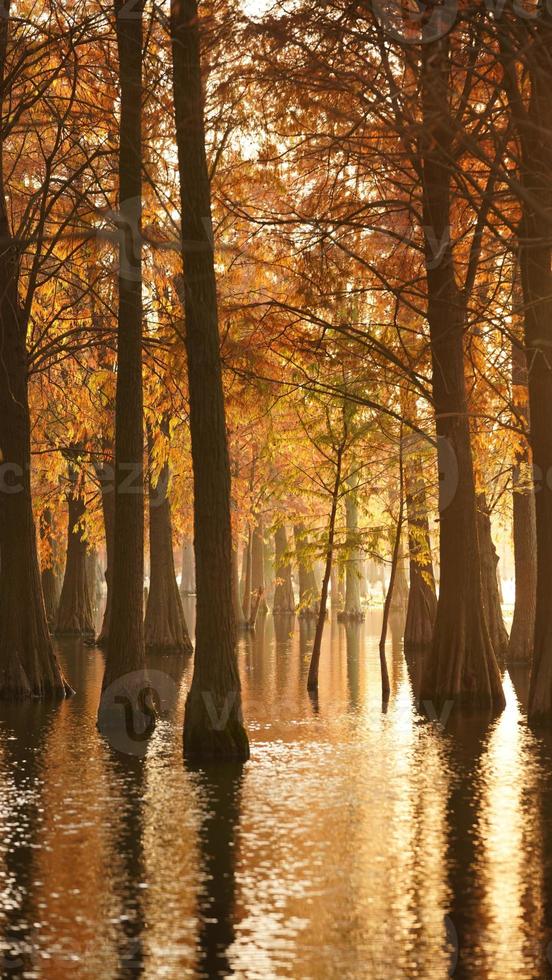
0;605;551;978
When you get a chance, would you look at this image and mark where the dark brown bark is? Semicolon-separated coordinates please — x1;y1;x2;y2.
171;0;248;759
145;437;193;655
404;456;437;651
273;525;296;614
0;3;68;699
180;537;195;595
55;474;94;637
508;337;536;665
100;0;147;722
294;523;319;618
476;494;508;665
500;19;552;717
419;34;504;710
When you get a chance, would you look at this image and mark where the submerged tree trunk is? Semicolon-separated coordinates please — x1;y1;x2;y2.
404;453;437;651
308;448;343;691
95;455;114;647
56;472;94;637
379;462;406;705
389;541;409;614
294;524;319;618
0;3;68;699
145;433;193;655
241;528;252;622
340;479;364;621
330;561;344;609
500;21;552;717
476;494;508;665
419;34;504;710
180;537;195;595
251;515;268;615
273;525;296;614
171;0;249;759
86;550;103;615
231;544;246;628
100;0;147;723
508;337;536;665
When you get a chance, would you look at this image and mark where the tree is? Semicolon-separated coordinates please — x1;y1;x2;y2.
508;334;536;666
100;0;147;709
171;0;249;760
0;1;69;699
418;31;504;711
272;525;296;614
499;13;552;718
55;465;94;637
144;422;193;655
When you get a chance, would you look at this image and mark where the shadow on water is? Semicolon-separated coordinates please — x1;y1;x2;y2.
191;763;243;980
0;622;551;977
0;701;57;975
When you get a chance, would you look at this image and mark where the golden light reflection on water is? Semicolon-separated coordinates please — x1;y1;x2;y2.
0;611;548;978
469;674;547;979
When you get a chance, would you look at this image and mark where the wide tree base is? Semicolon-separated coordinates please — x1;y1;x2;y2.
183;686;250;762
0;652;72;700
419;609;505;713
506;620;533;668
298;607;319;621
404;589;436;652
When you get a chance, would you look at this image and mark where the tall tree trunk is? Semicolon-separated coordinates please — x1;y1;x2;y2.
180;537;195;595
251;514;268;614
39;509;60;631
331;561;344;609
56;472;94;637
340;479;364;620
241;528;252;621
251;514;268;613
476;493;508;664
0;2;68;698
86;549;103;615
145;430;193;655
389;540;409;614
508;336;536;665
308;448;343;691
171;0;249;759
500;19;552;718
231;544;246;628
404;454;437;651
273;525;296;614
294;523;319;618
419;34;504;710
95;454;115;647
100;0;146;723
